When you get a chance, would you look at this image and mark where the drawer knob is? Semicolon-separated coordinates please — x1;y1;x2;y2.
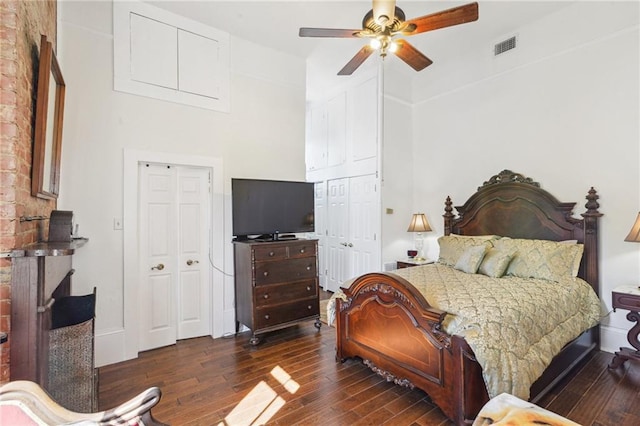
300;248;305;253
263;294;269;299
264;314;270;320
306;265;311;271
263;271;269;277
306;286;311;291
269;251;275;257
307;305;312;310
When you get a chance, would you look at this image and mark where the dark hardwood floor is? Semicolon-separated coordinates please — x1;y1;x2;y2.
99;322;640;426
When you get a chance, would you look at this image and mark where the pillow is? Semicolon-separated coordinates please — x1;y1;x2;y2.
478;248;515;278
454;245;489;274
494;238;584;281
438;235;496;267
451;234;501;241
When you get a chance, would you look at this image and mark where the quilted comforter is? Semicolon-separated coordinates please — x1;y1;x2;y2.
332;263;601;400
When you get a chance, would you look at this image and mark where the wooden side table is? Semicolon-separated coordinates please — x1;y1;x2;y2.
396;258;434;269
609;285;640;369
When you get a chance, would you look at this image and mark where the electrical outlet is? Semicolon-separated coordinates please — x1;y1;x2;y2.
113;218;123;230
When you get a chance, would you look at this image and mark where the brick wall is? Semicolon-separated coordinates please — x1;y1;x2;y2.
0;0;57;384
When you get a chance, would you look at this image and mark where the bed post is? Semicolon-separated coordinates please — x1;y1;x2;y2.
444;196;454;236
581;187;603;293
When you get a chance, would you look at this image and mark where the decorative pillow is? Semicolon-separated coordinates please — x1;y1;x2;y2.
494;238;584;281
478;248;516;278
454;245;489;274
451;234;501;241
559;240;578;244
438;236;496;267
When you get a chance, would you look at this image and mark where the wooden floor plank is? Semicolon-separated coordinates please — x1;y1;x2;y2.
595;360;640;426
98;320;640;426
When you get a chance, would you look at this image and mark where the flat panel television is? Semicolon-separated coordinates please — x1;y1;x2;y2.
232;178;314;240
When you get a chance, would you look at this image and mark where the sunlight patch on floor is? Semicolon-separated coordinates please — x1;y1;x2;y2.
219;365;300;425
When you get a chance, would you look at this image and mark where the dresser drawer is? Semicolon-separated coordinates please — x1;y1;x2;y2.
255;280;317;307
253;245;288;261
254;258;316;285
255;299;320;329
613;291;640;312
287;242;316;258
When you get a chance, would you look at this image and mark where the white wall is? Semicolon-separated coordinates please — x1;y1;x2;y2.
381;68;416;267
409;2;639;353
57;1;307;366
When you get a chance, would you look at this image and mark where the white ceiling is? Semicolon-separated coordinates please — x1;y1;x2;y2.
148;0;575;75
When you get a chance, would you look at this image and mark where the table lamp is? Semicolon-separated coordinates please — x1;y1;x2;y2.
625;212;640;243
608;212;640;369
407;213;432;261
625;212;640;289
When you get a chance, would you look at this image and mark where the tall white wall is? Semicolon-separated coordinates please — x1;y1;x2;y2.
409;2;639;353
381;69;416;267
57;1;307;366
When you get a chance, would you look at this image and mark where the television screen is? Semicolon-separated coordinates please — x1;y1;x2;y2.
232;178;315;239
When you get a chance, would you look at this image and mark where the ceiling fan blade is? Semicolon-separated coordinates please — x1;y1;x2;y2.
338;45;375;76
393;39;433;71
402;2;478;35
299;28;360;38
372;0;396;27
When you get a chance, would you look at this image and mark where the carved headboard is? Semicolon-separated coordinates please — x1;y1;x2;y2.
443;170;602;294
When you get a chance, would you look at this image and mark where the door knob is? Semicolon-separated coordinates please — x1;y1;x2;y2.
186;259;199;266
151;263;165;271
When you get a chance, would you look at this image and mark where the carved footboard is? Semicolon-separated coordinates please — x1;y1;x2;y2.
335;272;489;425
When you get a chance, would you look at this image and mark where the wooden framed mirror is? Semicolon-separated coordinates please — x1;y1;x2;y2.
32;34;65;200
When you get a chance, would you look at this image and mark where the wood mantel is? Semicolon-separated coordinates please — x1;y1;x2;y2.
8;238;87;386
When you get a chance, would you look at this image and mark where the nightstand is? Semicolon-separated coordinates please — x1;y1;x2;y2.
609;285;640;369
396;258;434;269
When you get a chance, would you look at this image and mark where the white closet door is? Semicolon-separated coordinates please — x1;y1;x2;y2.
313;181;328;290
325;174;380;293
348;174;379;277
326;178;349;293
139;164;211;351
176;168;211;339
139;164;177;350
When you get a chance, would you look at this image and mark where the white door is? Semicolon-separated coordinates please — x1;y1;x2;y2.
325;174;380;293
348;174;379;276
139;163;211;351
313;181;328;290
176;168;210;339
327;178;349;293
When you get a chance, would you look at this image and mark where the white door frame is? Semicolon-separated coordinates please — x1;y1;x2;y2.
123;149;224;361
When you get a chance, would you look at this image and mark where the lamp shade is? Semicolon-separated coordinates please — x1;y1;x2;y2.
625;212;640;242
407;213;432;233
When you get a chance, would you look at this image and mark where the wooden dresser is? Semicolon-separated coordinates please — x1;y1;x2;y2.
233;239;321;345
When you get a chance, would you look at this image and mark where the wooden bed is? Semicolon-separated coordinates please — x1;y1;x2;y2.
335;170;602;426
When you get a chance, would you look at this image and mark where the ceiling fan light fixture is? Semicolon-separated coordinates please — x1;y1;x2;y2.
376;14;390;26
298;1;479;75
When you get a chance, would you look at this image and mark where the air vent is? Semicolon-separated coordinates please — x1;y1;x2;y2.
494;36;517;56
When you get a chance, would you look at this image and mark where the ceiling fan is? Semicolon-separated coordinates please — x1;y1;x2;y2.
299;1;479;75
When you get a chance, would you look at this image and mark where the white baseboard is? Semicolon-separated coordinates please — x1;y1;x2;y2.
600;325;626;354
95;328;132;367
222;308;237;336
